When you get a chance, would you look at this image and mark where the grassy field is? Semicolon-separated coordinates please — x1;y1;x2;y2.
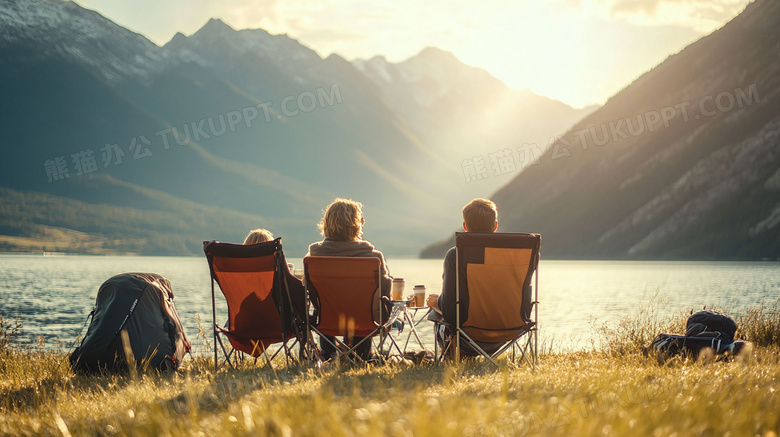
1;307;778;437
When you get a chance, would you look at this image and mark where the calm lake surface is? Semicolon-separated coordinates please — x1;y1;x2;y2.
1;254;778;353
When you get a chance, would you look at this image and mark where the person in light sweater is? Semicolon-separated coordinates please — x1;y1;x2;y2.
306;198;392;361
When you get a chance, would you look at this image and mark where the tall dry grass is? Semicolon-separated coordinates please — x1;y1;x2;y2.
736;303;780;347
596;299;780;355
1;307;778;436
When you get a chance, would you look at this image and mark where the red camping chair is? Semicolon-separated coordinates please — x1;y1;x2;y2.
435;232;540;368
303;256;395;364
204;238;308;370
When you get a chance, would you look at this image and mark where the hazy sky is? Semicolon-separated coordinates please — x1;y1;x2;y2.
77;0;751;108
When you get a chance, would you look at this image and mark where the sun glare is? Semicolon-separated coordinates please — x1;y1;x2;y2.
76;0;751;108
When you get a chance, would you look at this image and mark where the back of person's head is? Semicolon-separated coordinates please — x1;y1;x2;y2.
244;228;274;245
319;198;364;241
462;198;498;232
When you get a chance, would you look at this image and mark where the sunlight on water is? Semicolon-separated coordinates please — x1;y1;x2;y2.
0;255;777;353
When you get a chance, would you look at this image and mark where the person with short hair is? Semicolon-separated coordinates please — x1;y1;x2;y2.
243;228;274;245
306;198;392;361
460;198;499;233
427;198;503;357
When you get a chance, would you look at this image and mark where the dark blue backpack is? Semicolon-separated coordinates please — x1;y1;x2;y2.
648;310;743;359
684;310;737;341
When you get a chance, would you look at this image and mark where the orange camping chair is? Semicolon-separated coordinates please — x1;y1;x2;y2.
204;238;308;370
435;232;540;368
303;256;395;364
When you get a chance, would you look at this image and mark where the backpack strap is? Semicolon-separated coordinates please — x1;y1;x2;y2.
114;287;146;336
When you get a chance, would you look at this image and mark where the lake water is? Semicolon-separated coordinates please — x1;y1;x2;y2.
0;254;778;353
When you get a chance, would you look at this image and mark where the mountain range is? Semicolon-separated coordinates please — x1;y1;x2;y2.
422;0;780;260
3;0;777;261
0;0;589;256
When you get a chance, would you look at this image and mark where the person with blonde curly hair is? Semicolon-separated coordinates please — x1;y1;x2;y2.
243;228;274;245
306;198;392;361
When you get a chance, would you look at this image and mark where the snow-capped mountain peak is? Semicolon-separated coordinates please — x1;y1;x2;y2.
164;18;327;85
0;0;173;83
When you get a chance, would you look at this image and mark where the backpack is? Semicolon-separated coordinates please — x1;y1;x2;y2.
648;333;745;360
69;273;191;373
685;310;737;341
647;310;744;360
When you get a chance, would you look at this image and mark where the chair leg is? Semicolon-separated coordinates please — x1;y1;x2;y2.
301;330;322;367
433;323;453;365
317;329;386;365
457;330;499;367
261;347;274;370
439;340;453;364
315;330;357;365
375;331;389;356
346;335;375;362
511;333;535;370
377;329;403;358
225;349;235;369
215;332;237;370
282;338;300;366
434;328;439;365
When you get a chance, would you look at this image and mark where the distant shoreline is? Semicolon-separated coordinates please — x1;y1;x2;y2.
1;251;778;262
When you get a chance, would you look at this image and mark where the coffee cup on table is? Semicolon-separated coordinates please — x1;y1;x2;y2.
392;278;406;301
413;285;426;307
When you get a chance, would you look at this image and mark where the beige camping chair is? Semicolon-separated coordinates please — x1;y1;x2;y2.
435;232;540;368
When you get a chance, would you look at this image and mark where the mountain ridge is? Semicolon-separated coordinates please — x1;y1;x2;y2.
421;0;780;260
0;0;588;256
